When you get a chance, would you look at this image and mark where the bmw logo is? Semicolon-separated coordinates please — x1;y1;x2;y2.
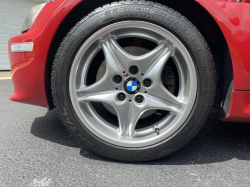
124;77;141;94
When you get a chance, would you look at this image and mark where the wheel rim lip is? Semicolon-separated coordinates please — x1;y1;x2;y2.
69;21;197;147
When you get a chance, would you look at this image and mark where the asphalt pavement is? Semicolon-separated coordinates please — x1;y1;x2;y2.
1;79;250;187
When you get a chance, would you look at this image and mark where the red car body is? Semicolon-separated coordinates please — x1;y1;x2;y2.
8;0;250;122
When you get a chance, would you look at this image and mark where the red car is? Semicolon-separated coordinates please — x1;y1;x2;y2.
8;0;250;161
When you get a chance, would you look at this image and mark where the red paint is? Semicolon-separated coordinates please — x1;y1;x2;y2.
8;0;82;107
222;91;250;122
198;0;250;122
198;0;250;91
222;0;250;2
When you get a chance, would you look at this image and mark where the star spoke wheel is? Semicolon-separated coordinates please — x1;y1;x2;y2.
52;0;216;162
70;21;197;146
52;0;218;161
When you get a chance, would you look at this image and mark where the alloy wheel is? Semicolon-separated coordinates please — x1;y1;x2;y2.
69;21;197;147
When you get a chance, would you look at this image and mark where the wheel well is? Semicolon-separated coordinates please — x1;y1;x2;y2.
46;0;233;117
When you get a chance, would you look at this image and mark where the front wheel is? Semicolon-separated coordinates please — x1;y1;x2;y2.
52;1;216;162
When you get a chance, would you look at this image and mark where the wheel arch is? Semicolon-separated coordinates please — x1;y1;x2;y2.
45;0;232;118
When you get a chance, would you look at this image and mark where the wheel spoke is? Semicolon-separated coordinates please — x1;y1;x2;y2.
139;42;174;74
78;74;116;96
105;36;174;73
80;91;118;104
117;98;150;137
78;36;127;96
80;91;140;137
143;94;181;114
114;100;132;137
143;43;174;78
141;44;183;111
147;83;184;113
100;36;125;76
117;93;182;138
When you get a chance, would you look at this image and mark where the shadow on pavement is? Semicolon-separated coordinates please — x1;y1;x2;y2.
31;108;250;165
31;109;80;148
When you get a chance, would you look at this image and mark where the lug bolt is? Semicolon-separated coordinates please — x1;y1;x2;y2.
135;95;144;103
129;65;139;75
143;79;152;87
113;75;122;84
118;93;126;101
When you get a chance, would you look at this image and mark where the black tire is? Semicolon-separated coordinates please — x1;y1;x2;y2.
51;1;216;162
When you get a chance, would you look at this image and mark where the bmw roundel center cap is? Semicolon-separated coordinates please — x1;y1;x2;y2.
124;77;141;94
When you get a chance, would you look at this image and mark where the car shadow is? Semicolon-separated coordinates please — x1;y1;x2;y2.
31;109;80;148
31;108;250;165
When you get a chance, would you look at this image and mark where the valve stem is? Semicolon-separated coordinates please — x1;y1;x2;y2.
155;128;160;135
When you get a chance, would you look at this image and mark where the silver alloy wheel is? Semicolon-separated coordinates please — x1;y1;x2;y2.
69;21;197;147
